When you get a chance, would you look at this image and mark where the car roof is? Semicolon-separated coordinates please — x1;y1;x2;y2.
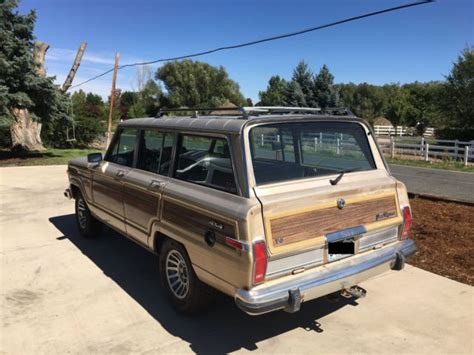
118;115;365;135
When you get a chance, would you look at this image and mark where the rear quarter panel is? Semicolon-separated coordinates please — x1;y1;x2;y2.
157;178;262;295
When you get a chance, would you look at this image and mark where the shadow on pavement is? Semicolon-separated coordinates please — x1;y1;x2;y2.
49;214;359;353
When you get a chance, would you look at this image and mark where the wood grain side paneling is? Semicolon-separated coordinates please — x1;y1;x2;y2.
270;195;398;248
162;199;237;240
123;183;160;232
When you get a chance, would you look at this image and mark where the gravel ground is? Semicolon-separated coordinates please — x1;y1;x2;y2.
409;197;474;286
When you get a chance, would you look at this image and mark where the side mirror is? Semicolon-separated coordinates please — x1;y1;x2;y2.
87;152;103;163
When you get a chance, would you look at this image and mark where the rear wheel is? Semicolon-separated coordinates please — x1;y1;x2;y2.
159;239;214;314
75;192;101;238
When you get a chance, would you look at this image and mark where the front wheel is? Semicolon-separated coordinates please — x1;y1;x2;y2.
75;193;101;238
159;239;214;314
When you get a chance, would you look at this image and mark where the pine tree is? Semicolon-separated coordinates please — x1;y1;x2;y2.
292;60;316;106
442;47;474;129
283;81;307;107
313;65;340;109
0;0;70;150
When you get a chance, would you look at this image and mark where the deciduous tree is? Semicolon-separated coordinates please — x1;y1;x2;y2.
156;60;245;108
258;76;288;106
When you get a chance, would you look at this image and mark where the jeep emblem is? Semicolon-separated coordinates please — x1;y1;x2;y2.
337;198;345;209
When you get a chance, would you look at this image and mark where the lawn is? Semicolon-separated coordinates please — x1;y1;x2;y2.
0;148;102;167
386;157;474;173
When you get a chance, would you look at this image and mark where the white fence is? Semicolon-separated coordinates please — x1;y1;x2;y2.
377;137;474;166
374;125;435;137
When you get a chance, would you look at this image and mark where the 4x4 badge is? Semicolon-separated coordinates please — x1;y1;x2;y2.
337;198;345;209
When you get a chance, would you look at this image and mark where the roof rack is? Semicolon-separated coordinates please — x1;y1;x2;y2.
156;106;354;118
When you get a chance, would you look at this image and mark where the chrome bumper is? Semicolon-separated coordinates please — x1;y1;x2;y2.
235;239;417;315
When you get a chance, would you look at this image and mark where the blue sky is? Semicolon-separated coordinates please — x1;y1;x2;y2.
18;0;474;101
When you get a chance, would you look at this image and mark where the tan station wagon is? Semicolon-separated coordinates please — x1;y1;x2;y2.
65;106;416;315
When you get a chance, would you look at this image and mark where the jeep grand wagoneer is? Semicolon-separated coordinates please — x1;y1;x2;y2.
65;106;416;315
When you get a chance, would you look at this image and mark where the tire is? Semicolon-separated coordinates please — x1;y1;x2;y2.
75;192;101;238
159;239;214;315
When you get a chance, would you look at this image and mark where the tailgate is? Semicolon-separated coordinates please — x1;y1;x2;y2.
255;173;402;257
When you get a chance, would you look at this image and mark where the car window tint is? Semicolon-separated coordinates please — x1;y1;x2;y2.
107;128;137;167
174;135;237;194
137;130;164;173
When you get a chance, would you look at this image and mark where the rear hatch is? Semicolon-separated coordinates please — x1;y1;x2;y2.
248;120;403;279
256;172;401;255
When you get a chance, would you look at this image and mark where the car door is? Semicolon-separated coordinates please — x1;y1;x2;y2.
92;128;138;232
122;129;174;245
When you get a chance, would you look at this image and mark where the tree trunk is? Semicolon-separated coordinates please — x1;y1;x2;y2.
10;108;45;151
61;42;87;93
10;41;50;151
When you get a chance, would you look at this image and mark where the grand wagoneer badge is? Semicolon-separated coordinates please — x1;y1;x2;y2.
376;211;396;221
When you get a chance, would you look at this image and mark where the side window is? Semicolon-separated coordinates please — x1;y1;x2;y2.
137;130;175;175
137;130;164;173
174;134;237;194
107;128;137;167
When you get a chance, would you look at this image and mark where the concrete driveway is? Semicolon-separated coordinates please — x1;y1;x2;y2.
389;164;474;203
1;165;472;354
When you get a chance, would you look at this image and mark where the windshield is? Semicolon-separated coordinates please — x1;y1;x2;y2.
249;121;376;185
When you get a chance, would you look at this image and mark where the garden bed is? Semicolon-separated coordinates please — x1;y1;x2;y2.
409;197;473;285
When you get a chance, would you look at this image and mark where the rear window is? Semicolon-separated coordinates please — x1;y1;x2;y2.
250;122;376;185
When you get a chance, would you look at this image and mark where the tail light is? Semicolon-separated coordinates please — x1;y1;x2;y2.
252;241;267;285
401;206;412;240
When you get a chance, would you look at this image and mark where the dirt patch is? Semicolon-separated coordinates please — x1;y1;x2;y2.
409;198;474;285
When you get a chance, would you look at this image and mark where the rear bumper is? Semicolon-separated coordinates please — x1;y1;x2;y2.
235;239;416;315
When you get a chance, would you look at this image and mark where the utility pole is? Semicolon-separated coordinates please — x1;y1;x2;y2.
61;42;87;93
106;52;120;148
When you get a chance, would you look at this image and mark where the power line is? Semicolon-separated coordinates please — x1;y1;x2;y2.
70;0;434;89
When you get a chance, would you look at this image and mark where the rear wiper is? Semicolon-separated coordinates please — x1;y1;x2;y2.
330;168;360;186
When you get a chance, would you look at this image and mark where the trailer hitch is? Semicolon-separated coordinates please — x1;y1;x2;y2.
341;285;367;299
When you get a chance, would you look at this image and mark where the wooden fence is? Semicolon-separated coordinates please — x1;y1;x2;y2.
373;125;435;137
377;137;474;166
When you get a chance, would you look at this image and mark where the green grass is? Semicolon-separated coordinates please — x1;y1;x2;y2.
386;157;474;173
0;148;103;167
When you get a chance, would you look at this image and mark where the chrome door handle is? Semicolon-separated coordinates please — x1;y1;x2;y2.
115;170;126;178
149;180;165;190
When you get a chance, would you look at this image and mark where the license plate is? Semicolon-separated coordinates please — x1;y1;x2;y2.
328;237;355;262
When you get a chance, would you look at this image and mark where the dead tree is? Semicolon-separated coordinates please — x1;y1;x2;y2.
10;41;50;151
61;42;87;93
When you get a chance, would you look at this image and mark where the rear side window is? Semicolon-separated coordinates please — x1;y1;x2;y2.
107;128;137;167
173;134;237;194
137;130;174;175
